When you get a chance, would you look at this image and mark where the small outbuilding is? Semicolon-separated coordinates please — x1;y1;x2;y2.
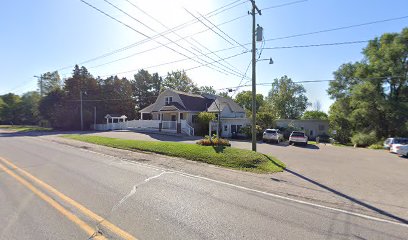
104;114;127;124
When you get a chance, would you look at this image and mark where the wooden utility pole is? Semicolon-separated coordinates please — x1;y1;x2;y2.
250;0;261;152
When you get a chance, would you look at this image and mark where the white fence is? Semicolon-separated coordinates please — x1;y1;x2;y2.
127;120;161;129
92;119;195;136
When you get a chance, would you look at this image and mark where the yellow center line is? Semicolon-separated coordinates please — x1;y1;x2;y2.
0;161;106;240
0;156;137;240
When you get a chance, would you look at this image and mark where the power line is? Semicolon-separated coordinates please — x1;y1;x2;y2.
264;15;408;42
196;11;249;51
263;40;370;50
218;76;406;91
261;0;308;11
99;50;250;78
57;0;305;74
56;0;246;72
123;0;248;79
82;0;249;79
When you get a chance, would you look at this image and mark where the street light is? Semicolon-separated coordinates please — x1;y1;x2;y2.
80;91;87;131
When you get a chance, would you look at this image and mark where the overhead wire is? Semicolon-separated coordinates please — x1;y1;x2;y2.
123;0;248;79
82;0;249;79
56;0;247;72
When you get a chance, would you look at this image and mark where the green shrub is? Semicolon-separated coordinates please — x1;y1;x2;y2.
368;144;384;150
351;132;377;147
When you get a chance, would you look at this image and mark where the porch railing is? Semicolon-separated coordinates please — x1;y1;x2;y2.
162;121;176;130
181;120;194;136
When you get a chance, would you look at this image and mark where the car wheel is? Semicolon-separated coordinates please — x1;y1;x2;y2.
262;139;266;143
289;141;292;145
277;139;280;144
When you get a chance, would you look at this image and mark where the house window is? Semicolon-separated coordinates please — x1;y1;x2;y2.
165;96;173;105
180;113;184;120
192;115;198;123
215;114;219;119
158;114;161;120
224;125;228;132
319;125;325;131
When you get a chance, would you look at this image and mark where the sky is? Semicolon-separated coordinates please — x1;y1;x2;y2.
1;0;407;112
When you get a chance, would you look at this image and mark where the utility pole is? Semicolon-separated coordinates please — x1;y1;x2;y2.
33;75;43;97
94;106;97;128
80;91;84;131
250;0;261;152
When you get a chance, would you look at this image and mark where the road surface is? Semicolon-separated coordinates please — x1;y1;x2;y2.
1;134;407;239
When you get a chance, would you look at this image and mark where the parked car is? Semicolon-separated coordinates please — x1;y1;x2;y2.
384;137;408;150
390;142;408;153
262;129;284;144
289;131;308;146
396;145;408;157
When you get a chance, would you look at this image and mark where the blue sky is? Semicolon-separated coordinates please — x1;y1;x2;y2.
1;0;407;112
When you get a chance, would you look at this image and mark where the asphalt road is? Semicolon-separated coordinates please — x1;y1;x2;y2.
1;134;408;239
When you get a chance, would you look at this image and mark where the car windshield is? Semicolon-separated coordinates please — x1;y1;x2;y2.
394;138;408;144
291;132;305;137
265;130;276;134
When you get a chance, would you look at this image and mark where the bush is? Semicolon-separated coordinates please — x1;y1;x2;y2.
196;135;231;147
239;125;263;140
351;132;377;147
368;144;384;150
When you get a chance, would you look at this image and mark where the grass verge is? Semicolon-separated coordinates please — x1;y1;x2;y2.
0;125;53;132
63;135;285;173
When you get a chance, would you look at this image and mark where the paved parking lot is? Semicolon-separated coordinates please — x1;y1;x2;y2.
78;130;408;222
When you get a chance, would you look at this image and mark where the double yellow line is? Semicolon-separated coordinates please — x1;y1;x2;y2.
0;156;137;240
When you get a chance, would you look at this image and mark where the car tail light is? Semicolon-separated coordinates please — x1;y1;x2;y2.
396;146;400;150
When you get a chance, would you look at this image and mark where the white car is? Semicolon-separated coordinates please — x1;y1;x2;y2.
396;145;408;157
289;131;308;146
384;137;408;150
262;129;284;144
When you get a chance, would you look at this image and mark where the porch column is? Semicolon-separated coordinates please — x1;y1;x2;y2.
140;113;144;120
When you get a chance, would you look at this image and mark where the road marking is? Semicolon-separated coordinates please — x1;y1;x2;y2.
0;161;106;240
0;156;137;240
32;137;408;228
60;143;408;228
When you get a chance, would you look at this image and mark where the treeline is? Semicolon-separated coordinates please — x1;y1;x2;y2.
0;65;219;130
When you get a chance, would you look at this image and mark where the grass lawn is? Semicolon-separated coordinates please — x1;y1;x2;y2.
0;125;53;132
63;135;286;173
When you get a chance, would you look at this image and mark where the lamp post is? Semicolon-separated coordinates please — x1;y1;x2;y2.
80;91;87;131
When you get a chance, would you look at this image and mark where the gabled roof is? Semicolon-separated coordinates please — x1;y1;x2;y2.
138;89;244;113
159;102;186;111
105;114;127;118
207;97;245;113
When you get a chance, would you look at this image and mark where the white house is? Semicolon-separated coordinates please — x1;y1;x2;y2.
139;89;249;137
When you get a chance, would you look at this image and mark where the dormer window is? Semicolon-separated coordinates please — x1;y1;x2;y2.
165;96;173;105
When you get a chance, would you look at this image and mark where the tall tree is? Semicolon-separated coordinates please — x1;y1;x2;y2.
328;28;408;139
38;71;61;96
265;75;309;119
234;90;264;112
161;70;198;93
132;69;162;112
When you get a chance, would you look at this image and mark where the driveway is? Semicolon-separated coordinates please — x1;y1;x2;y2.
79;130;408;223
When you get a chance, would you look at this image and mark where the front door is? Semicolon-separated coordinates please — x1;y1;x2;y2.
171;115;176;121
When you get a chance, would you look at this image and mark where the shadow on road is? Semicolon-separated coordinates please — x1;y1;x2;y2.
264;155;408;224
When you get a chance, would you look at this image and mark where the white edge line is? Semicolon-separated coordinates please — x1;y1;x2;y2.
45;137;408;228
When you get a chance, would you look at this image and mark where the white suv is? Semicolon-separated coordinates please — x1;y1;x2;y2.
262;129;284;144
289;131;308;146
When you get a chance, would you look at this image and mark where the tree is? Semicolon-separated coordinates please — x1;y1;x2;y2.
197;112;216;136
0;93;21;124
328;28;408;140
234;90;264;112
19;91;41;124
161;70;198;93
302;110;328;120
256;112;275;130
265;75;309;119
38;71;61;95
132;69;161;112
198;85;216;95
